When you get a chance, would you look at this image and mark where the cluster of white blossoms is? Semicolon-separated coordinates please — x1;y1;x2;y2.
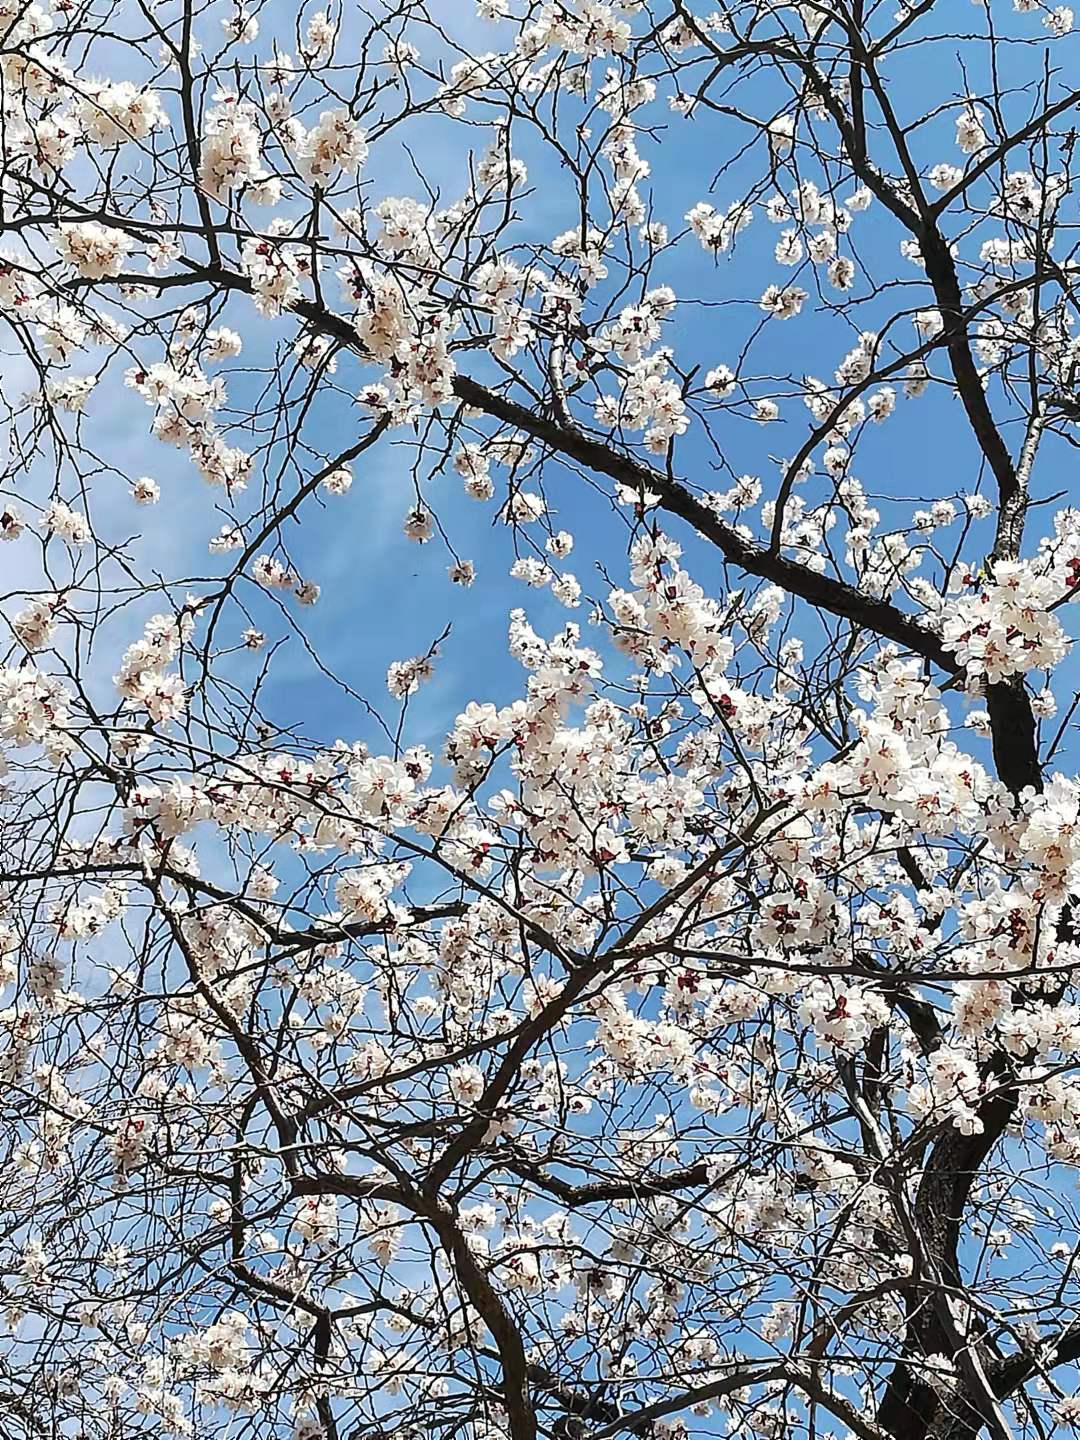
113;611;193;723
55;221;133;280
12;594;62;653
74;78;169;147
335;258;459;412
249;553;318;605
596;350;689;451
200;96;271;199
241;235;307;318
122;320;254;492
386;654;435;699
608;532;734;670
940;559;1070;681
296;108;368;183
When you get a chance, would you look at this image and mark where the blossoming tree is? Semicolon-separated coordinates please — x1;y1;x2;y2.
7;1;1080;1438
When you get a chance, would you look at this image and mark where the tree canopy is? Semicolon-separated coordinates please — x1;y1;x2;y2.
4;2;1080;1439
